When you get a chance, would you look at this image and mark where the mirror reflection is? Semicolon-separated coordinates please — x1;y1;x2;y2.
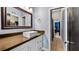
7;13;19;26
2;7;32;29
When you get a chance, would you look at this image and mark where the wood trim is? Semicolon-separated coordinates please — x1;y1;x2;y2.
1;7;5;29
1;7;32;29
14;7;32;15
50;9;54;41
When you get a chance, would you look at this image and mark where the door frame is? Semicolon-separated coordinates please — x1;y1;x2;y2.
50;7;66;50
50;7;64;39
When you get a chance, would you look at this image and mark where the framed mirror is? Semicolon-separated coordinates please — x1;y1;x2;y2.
1;7;32;29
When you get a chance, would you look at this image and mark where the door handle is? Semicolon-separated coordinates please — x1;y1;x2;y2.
64;41;75;44
64;41;69;44
69;42;75;44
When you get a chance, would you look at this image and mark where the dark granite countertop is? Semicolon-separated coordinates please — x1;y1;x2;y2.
2;30;45;51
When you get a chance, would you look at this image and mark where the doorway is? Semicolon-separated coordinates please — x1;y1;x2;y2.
50;7;66;51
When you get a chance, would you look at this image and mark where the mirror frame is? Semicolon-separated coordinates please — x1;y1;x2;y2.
1;7;32;29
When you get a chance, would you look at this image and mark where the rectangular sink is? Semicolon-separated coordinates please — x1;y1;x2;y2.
23;31;38;38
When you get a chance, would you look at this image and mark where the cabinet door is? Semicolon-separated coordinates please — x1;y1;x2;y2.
35;36;43;51
29;35;43;51
10;42;29;51
28;39;37;51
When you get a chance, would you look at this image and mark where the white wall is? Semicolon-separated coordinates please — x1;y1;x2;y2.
32;7;51;50
0;8;32;35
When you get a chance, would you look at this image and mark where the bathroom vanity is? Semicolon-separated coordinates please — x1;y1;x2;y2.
0;30;45;51
10;30;44;51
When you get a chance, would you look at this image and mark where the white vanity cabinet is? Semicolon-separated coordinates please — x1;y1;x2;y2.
11;35;43;51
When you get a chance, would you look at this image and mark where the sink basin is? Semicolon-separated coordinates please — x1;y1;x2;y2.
23;31;38;38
